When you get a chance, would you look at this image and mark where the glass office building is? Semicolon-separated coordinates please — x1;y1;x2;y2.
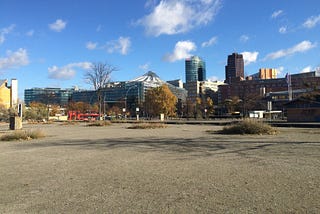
24;87;75;106
185;56;206;83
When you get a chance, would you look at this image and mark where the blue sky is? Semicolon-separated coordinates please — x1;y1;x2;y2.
1;0;320;98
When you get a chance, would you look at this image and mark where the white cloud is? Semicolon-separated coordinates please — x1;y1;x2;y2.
201;36;217;47
276;66;284;76
86;41;97;50
137;0;221;36
300;66;312;73
264;40;317;60
0;48;29;70
0;24;15;44
139;63;151;71
303;15;320;28
49;19;67;32
239;35;249;43
48;62;92;80
279;26;287;34
207;76;220;81
241;51;259;66
105;36;131;55
271;10;283;19
163;40;196;62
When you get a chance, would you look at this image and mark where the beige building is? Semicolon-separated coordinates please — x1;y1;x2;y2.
259;68;277;79
0;79;18;109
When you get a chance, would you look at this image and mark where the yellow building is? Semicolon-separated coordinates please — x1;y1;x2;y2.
259;68;277;79
0;79;18;109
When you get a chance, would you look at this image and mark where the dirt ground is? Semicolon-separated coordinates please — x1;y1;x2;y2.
0;122;319;213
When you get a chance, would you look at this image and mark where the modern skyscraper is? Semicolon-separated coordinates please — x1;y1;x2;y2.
185;56;206;83
225;53;244;83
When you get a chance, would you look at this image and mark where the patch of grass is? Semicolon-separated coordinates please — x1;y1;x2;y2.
86;120;112;127
217;119;278;135
127;123;167;129
0;129;45;141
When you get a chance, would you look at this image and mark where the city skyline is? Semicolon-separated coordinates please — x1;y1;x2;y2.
1;0;320;98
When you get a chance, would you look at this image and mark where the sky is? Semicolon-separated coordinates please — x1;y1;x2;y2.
1;0;320;99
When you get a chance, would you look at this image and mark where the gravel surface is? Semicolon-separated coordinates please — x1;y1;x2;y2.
0;122;319;213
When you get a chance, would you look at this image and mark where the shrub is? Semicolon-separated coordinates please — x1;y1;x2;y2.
127;123;167;129
86;120;112;127
218;119;278;135
1;129;45;141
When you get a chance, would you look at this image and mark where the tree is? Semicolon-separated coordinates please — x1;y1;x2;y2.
84;62;118;116
145;84;177;118
24;102;48;121
84;62;118;90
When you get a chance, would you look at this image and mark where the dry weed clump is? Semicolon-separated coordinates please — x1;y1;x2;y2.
1;129;45;141
127;123;167;129
218;119;278;135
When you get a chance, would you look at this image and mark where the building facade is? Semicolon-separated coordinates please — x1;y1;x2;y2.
218;71;320;112
185;56;206;83
71;71;187;114
259;68;277;79
225;53;244;83
0;79;18;109
24;87;75;106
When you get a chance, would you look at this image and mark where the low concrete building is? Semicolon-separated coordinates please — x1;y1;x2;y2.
285;97;320;122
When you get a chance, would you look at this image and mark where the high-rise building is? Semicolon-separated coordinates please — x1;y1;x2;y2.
259;68;277;79
225;53;244;83
185;56;206;83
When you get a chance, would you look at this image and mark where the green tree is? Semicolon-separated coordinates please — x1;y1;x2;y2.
145;84;177;118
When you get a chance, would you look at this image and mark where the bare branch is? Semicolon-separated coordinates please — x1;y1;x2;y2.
84;62;118;90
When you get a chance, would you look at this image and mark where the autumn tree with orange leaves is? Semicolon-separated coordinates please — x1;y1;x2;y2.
145;84;177;118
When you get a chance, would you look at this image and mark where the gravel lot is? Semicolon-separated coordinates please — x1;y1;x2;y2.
0;122;319;213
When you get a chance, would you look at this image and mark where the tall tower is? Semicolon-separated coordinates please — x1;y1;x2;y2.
185;56;206;83
225;53;244;83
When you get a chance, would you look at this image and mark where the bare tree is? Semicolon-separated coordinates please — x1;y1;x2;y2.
84;62;118;90
84;62;118;117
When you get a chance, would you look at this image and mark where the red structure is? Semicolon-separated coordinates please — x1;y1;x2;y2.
67;111;99;121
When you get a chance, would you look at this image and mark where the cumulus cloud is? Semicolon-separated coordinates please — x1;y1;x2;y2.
86;37;131;55
49;19;67;32
0;48;29;70
48;62;92;80
271;10;283;19
136;0;221;36
105;36;131;55
201;36;217;47
300;66;312;73
303;15;320;28
163;40;196;62
86;41;97;50
264;40;317;60
0;24;15;44
241;51;259;66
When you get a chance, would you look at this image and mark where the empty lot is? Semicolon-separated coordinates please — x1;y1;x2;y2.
0;122;319;213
